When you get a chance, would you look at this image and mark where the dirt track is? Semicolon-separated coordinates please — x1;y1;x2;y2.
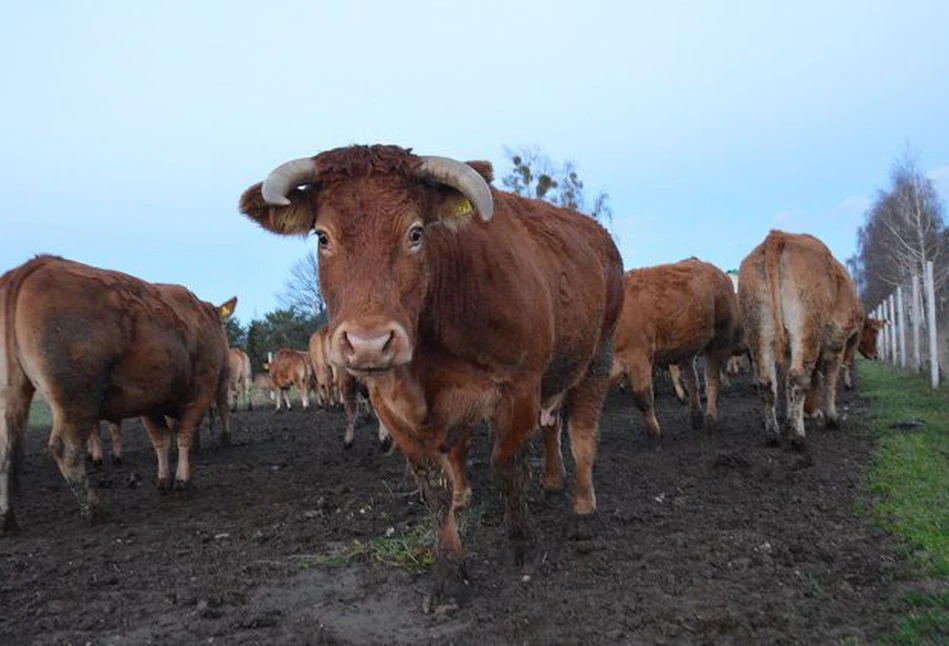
0;374;908;645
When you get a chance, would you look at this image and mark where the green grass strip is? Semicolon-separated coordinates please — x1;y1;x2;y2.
859;360;949;645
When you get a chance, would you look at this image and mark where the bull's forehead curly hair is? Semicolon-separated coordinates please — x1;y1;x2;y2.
312;145;421;181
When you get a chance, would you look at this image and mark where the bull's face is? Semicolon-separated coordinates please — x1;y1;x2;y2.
314;177;430;373
239;146;494;375
857;318;885;360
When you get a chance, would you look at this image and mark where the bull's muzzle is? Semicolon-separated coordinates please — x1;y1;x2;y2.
331;321;412;372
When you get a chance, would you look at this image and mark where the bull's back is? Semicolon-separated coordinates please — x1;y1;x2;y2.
11;258;193;420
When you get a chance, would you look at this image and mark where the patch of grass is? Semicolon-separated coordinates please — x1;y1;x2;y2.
294;506;482;573
858;360;949;645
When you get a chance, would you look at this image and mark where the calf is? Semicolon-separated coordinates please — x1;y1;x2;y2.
611;258;742;435
0;256;234;530
738;230;864;446
263;349;312;411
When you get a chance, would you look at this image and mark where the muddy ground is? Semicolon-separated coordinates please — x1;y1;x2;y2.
0;373;910;645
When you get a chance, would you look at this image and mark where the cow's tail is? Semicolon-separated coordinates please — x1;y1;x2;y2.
764;232;787;370
0;260;44;498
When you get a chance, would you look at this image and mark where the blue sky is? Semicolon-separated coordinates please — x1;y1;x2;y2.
3;1;949;320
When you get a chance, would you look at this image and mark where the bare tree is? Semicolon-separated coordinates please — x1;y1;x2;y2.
277;250;325;317
501;146;613;222
849;146;948;306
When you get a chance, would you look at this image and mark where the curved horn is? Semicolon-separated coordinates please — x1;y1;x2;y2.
416;156;494;221
261;158;319;206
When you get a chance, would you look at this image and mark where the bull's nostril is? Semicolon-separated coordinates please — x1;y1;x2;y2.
340;332;355;357
381;331;395;356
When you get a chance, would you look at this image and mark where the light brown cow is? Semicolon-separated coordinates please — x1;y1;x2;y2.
611;258;742;436
738;230;864;447
841;317;885;390
240;144;623;601
263;349;312;411
0;256;235;530
227;347;253;411
307;328;336;409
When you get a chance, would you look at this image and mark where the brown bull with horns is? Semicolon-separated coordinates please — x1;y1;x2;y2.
239;145;624;603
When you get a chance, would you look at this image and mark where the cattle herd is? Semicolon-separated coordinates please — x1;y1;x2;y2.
0;144;883;604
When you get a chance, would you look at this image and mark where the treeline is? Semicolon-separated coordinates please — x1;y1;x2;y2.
848;148;948;308
225;309;325;372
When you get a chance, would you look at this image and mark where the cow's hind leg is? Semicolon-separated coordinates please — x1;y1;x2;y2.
0;373;32;533
87;424;105;469
668;365;688;405
704;351;728;431
48;414;101;521
541;414;565;494
680;358;704;430
564;364;610;540
627;356;661;437
108;422;123;465
143;415;174;491
822;350;845;429
215;383;231;446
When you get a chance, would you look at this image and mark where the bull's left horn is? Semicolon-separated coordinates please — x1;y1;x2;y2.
261;158;320;206
416;156;494;221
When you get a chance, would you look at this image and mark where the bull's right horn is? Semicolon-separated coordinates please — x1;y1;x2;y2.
261;158;320;206
416;156;494;222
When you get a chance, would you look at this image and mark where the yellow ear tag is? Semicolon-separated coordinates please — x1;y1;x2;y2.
452;197;473;220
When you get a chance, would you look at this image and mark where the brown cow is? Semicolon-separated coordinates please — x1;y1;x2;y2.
228;347;253;411
612;258;742;436
0;256;235;530
308;328;336;409
239;145;623;600
738;230;864;447
263;349;312;411
841;317;885;390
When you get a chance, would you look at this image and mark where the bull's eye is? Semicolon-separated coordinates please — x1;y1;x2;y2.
407;224;424;250
315;230;330;249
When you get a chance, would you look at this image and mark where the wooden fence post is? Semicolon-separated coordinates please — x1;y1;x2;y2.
912;274;922;373
925;261;940;389
880;301;888;362
897;286;907;369
889;293;898;365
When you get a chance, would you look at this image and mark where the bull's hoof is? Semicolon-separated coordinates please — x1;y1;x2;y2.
690;410;705;430
424;562;471;614
649;432;664;451
379;436;393;454
157;477;174;492
567;513;597;541
343;439;354;450
502;535;535;567
173;478;192;492
90;457;104;470
0;511;19;535
80;504;107;525
111;455;123;467
704;414;719;433
764;435;781;448
788;435;809;453
825;415;840;430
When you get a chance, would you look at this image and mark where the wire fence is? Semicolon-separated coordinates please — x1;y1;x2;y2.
871;260;945;389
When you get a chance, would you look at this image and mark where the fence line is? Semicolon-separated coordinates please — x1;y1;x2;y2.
871;261;941;389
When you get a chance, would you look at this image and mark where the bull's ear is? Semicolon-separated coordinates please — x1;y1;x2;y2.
239;183;314;236
465;160;494;184
217;296;237;320
871;319;886;330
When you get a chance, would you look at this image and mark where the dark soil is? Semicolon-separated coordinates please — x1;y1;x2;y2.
0;374;909;645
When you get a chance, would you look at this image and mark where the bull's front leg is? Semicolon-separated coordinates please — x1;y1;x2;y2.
492;391;538;565
410;452;469;607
